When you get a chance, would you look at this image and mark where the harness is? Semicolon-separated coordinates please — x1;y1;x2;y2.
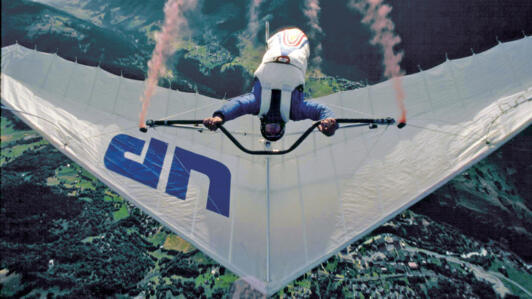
254;63;305;122
254;27;309;123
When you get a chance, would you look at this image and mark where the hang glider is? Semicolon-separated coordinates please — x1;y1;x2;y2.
1;36;531;295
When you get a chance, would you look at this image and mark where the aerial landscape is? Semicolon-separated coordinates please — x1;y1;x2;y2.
1;0;531;297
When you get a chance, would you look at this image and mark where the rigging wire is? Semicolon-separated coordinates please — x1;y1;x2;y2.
484;96;531;142
1;105;138;145
327;102;375;117
0;102;493;146
405;123;481;140
3;94;528;151
1;105;63;131
406;96;531;143
159;101;220;121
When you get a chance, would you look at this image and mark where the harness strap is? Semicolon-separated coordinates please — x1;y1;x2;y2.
256;63;305;122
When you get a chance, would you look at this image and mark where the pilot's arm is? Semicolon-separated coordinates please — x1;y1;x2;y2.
291;92;338;136
203;81;261;130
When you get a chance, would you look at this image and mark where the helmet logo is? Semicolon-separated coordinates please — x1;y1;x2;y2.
282;29;307;48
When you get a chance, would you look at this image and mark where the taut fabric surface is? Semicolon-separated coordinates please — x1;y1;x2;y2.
1;37;531;295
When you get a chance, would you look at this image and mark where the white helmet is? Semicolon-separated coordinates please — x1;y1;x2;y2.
262;27;310;75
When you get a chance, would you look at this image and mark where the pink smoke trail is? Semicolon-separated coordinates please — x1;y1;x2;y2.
139;0;196;130
303;0;323;67
247;0;263;40
348;0;407;125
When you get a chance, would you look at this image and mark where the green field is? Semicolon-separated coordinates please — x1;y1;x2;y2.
113;204;130;221
489;258;532;296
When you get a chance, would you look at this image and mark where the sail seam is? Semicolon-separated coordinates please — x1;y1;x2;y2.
39;52;56;89
266;156;271;282
111;73;123;114
295;157;310;263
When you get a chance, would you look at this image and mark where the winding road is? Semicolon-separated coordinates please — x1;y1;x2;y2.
404;246;531;297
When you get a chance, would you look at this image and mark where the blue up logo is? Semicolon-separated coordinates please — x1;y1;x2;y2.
104;134;231;217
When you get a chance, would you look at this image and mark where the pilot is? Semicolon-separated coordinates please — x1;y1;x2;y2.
203;27;337;141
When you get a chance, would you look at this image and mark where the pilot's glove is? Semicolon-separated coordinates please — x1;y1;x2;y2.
318;118;337;136
203;116;223;131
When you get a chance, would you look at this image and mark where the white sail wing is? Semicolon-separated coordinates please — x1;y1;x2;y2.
1;36;531;295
